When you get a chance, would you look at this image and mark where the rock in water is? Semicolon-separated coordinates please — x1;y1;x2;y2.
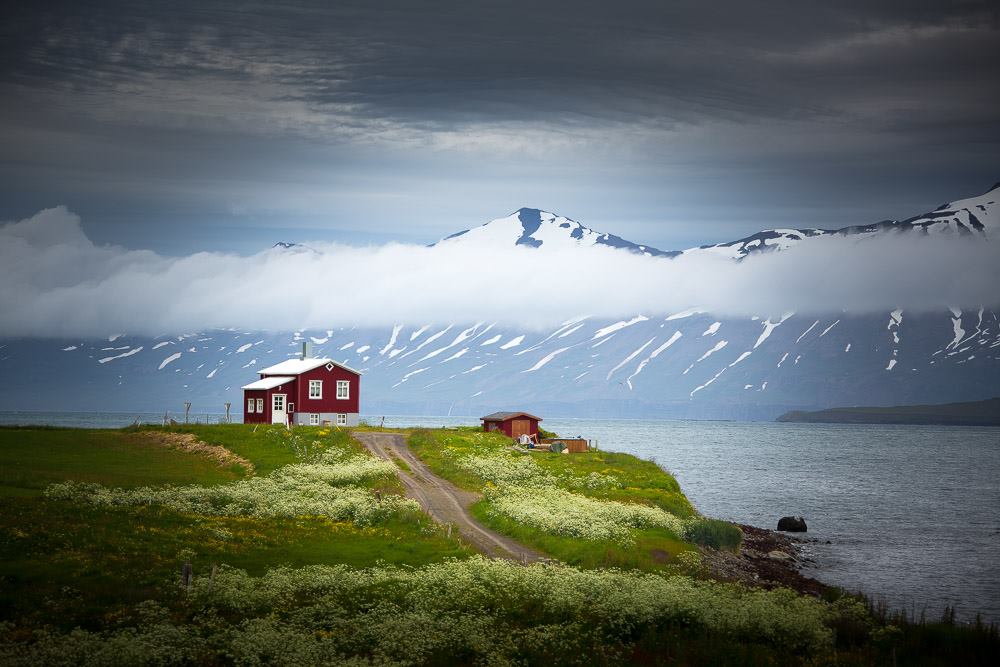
777;516;808;532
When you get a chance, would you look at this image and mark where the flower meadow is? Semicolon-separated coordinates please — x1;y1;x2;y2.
5;425;993;665
483;485;687;543
44;441;419;526
421;430;727;548
0;557;868;666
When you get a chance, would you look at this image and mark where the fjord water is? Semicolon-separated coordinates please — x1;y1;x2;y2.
2;412;998;623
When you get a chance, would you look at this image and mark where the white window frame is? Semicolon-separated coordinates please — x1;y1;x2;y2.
273;394;285;412
247;398;255;414
336;413;347;426
309;413;320;425
336;380;350;400
256;398;263;413
309;380;323;399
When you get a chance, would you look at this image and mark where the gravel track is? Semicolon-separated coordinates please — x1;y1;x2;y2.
353;431;546;563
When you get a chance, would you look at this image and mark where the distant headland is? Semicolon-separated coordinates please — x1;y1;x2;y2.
777;397;1000;426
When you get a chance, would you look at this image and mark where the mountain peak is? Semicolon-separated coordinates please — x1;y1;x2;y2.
271;241;318;254
436;208;675;257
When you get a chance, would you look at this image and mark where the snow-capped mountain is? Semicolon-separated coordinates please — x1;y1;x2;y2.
272;241;318;254
1;184;997;420
435;207;678;257
441;183;999;261
688;182;999;259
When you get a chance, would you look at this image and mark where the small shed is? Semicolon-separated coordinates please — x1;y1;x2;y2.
481;412;542;439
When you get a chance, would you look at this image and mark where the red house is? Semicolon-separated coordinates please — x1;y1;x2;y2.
481;412;542;439
242;348;361;426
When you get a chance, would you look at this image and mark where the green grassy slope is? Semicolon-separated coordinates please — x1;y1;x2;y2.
0;425;471;630
0;424;995;665
0;427;242;494
408;427;740;570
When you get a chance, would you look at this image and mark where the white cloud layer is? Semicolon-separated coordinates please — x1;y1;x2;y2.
1;206;998;338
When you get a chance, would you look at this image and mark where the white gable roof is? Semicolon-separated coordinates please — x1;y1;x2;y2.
242;376;295;390
257;357;362;377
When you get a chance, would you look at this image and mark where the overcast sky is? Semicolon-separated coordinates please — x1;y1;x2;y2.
1;1;998;254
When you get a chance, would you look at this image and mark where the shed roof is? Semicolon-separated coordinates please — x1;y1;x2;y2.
242;376;295;390
258;357;362;377
481;411;542;422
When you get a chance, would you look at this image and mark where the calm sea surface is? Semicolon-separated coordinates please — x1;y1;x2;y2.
2;411;998;623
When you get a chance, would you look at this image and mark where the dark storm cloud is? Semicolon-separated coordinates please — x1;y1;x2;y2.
8;1;998;127
0;1;997;250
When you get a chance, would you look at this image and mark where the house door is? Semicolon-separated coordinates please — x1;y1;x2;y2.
511;419;531;439
272;394;287;425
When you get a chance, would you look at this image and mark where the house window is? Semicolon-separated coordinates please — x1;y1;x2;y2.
273;394;285;412
247;398;255;413
256;398;263;413
336;413;347;426
336;380;350;400
309;380;322;399
309;413;320;425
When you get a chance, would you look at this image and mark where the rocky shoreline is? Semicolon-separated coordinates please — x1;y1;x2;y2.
701;524;831;598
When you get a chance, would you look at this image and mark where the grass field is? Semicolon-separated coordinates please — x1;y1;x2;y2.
0;424;471;631
0;427;244;494
136;423;356;475
0;423;996;666
407;427;737;570
408;426;694;514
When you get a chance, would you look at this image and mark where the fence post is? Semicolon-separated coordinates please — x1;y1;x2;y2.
184;402;191;424
225;402;231;423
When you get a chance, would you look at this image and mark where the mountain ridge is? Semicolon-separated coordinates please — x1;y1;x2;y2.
425;182;1000;260
2;183;999;420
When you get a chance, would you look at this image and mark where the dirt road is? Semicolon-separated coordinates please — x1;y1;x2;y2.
353;431;546;563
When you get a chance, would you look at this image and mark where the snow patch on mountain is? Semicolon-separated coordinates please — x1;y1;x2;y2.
523;346;572;373
500;335;524;350
696;340;729;362
158;352;182;370
665;308;704;321
98;347;143;364
818;320;838;337
795;321;820;344
607;338;656;381
380;325;402;355
399;326;451;360
625;331;683;388
753;313;793;349
593;315;648;339
443;347;469;362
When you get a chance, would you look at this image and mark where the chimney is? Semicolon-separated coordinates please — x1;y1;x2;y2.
301;341;311;360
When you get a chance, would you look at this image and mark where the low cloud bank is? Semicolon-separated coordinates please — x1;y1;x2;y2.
1;206;998;338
